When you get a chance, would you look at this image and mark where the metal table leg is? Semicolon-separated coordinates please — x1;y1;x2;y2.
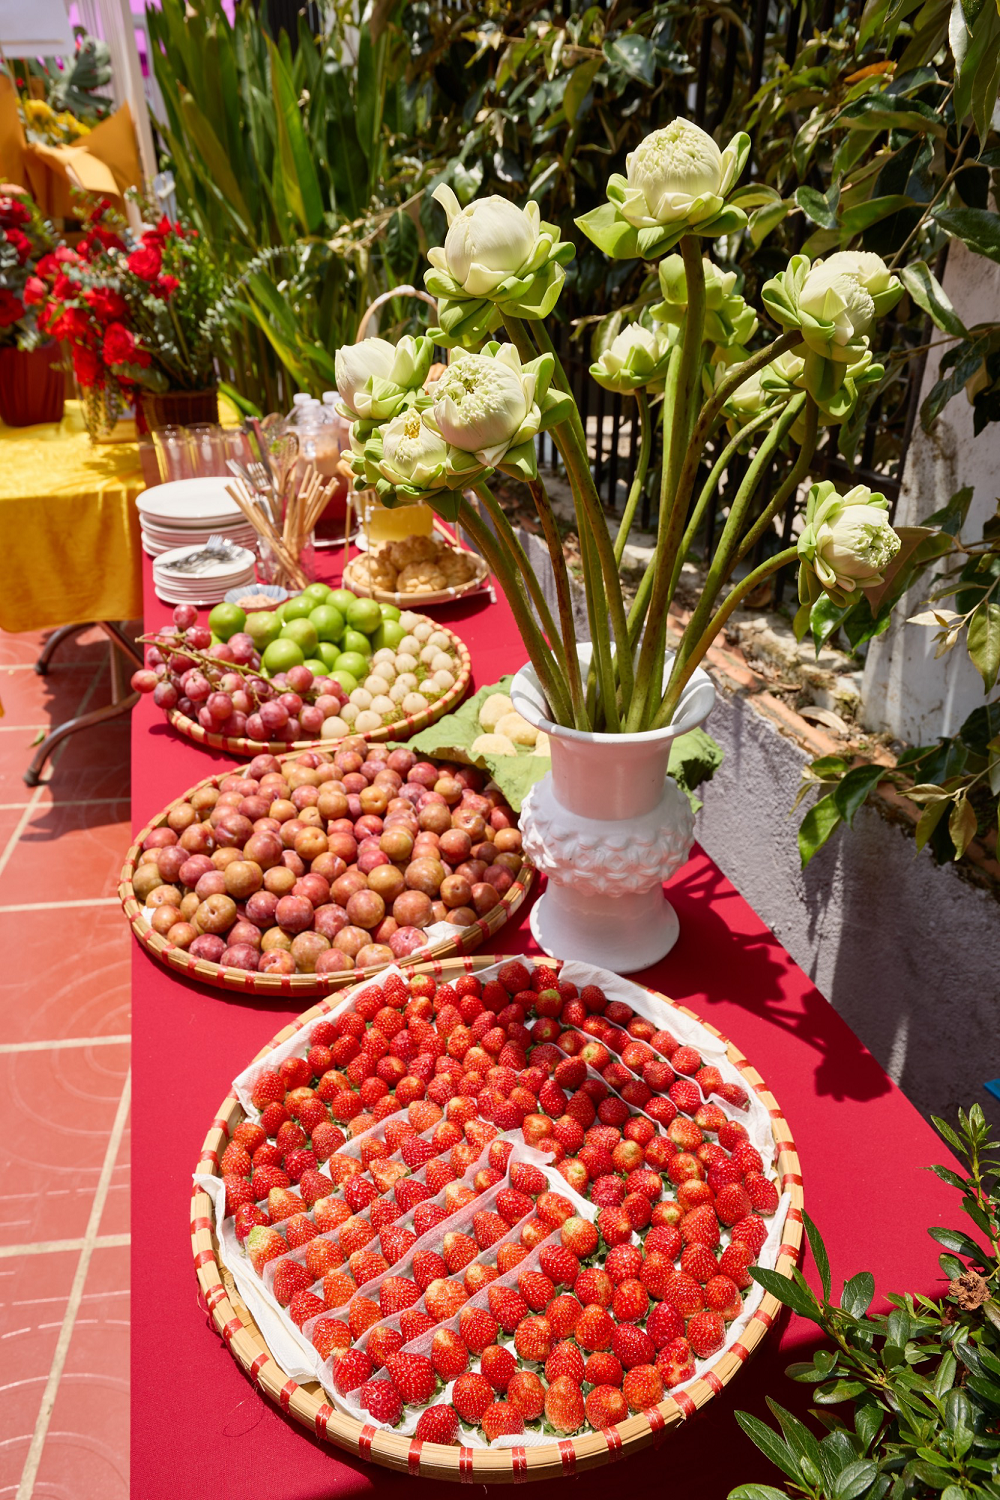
23;621;141;787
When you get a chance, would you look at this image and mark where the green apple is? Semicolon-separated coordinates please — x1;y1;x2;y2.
334;651;369;682
341;628;372;659
282;595;313;622
301;582;333;606
304;658;328;677
208;602;246;641
345;596;382;635
328;588;357;614
309;604;345;642
330;668;358;695
245;610;282;650
262;638;305;675
316;641;340;670
378;602;401;621
281;617;319;656
372;619;406;651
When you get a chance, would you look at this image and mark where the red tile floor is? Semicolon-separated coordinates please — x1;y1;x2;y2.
0;626;131;1499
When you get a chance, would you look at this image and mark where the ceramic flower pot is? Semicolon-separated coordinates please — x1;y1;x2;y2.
510;645;715;972
0;343;65;426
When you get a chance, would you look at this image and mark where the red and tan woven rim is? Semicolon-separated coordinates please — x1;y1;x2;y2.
164;617;472;760
343;551;491;610
119;753;534;1000
191;954;804;1481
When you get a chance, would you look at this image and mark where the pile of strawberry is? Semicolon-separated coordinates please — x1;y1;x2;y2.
215;960;781;1445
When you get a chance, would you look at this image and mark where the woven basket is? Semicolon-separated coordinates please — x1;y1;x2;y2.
119;756;534;999
163;617;471;760
343;550;491;610
191;954;804;1481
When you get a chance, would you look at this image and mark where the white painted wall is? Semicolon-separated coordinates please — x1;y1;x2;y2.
862;243;1000;742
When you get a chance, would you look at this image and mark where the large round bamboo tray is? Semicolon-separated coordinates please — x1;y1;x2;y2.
162;616;472;760
119;756;534;999
191;954;804;1481
343;548;490;610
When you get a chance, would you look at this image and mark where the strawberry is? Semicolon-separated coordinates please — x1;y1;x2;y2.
495;1188;533;1227
488;1284;529;1334
517;1269;555;1313
283;1147;317;1183
731;1141;764;1177
519;1216;550;1250
481;1343;516;1394
465;1263;498;1296
513;1313;553;1363
343;1176;378;1215
670;1046;701;1076
299;1170;333;1208
267;1187;303;1223
496;1242;530;1275
705;1274;743;1320
585;1384;628;1428
715;1182;752;1226
612;1278;650;1324
424;1278;468;1323
545;1341;584;1384
539;1243;579;1288
379;1276;420;1317
413;1202;450;1238
500;1369;542;1423
584;1350;623;1387
247;1225;287;1276
339;1215;377;1256
385;1352;436;1406
251;1165;289;1202
610;1322;653;1369
668;1078;702;1115
686;1308;725;1358
459;1305;499;1355
259;1102;289;1138
288;1289;325;1329
322;1269;357;1308
498;961;531;994
544;1374;585;1435
509;1161;547;1196
680;1243;719;1285
605;1243;643;1285
597;1206;633;1248
399;1307;437;1343
311;1316;351;1360
452;1371;493;1425
574;1303;614;1352
251;1071;286;1110
233;1203;269;1243
472;1211;509;1250
366;1325;404;1369
744;1173;780;1215
221;1142;252;1178
350;1249;389;1285
414;1404;459;1445
679;1204;720;1248
284;1213;319;1250
715;1082;749;1109
646;1299;685;1350
622;1363;664;1412
442;1231;479;1273
380;1225;417;1265
574;1267;613;1307
332;1347;372;1394
359;1378;402;1426
430;1327;469;1381
668;1118;704;1152
412;1249;448;1291
730;1214;768;1256
370;1197;403;1232
348;1296;381;1338
233;1120;266;1154
545;1292;582;1339
656;1336;696;1388
639;1251;674;1301
718;1241;755;1289
644;1224;682;1260
479;1400;523;1442
718;1120;750;1152
662;1272;705;1318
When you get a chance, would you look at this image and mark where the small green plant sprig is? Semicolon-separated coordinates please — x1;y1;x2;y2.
729;1106;1000;1500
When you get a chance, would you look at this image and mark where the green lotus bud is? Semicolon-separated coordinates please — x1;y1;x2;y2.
590;321;675;393
652;253;758;349
335;335;434;421
797;263;875;363
797;481;901;607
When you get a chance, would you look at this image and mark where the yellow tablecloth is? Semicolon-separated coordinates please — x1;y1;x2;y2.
0;401;144;634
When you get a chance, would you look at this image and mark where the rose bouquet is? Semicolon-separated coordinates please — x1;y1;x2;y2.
0;192;56;349
29;199;225;433
335;118;911;736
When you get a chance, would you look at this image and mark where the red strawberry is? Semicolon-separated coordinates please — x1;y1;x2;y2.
545;1341;584;1383
504;1369;544;1421
656;1336;696;1387
251;1165;289;1202
715;1182;752;1226
488;1284;529;1334
385;1352;436;1406
233;1203;269;1243
495;1188;533;1227
584;1350;623;1388
586;1384;628;1427
232;1120;266;1154
662;1272;705;1318
539;1243;579;1288
472;1210;509;1250
481;1343;516;1394
496;1242;530;1275
644;1224;682;1260
517;1269;555;1313
287;1289;325;1328
359;1378;402;1425
668;1078;702;1116
424;1278;468;1323
480;1400;523;1441
430;1327;469;1381
705;1274;743;1320
311;1316;351;1360
509;1161;547;1196
605;1243;643;1285
379;1276;420;1316
680;1243;719;1285
459;1305;499;1355
452;1371;493;1425
680;1204;720;1248
380;1225;418;1265
646;1299;685;1350
322;1270;357;1308
349;1249;389;1285
623;1363;664;1412
247;1225;287;1276
544;1374;585;1434
670;1047;701;1076
442;1231;478;1273
686;1308;725;1358
332;1347;372;1394
412;1249;448;1291
715;1082;749;1109
414;1404;459;1445
719;1241;755;1289
744;1173;780;1215
399;1307;437;1343
574;1303;614;1352
413;1201;450;1238
267;1187;303;1223
612;1278;649;1324
730;1214;768;1256
545;1292;582;1339
348;1296;381;1337
574;1267;613;1307
366;1326;404;1369
498;960;531;994
284;1213;319;1251
221;1142;252;1178
513;1313;553;1363
732;1141;764;1177
251;1071;286;1110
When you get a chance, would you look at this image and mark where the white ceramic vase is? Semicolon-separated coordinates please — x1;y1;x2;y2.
510;645;715;972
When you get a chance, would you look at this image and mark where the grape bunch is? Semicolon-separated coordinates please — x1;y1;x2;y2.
131;604;351;743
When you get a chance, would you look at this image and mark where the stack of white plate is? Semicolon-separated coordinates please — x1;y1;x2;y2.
153;544;257;607
137;478;258;558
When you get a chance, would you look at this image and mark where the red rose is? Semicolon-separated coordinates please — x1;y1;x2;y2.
102;322;136;365
22;275;46;306
4;227;31;264
152;274;180;300
54;245;82;265
84;286;128;322
52;273;78;301
0;196;31;228
0;288;25;327
72;343;102;386
127;242;162;281
49;306;94;343
35;252;59;280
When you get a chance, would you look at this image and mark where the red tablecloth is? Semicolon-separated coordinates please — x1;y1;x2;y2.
131;550;959;1499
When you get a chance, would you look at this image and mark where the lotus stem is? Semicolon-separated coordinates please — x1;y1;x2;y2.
527;476;590;731
734;395;819;566
472;482;569;679
613;387;653;566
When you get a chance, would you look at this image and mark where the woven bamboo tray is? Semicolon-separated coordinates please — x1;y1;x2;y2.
162;616;472;759
191;954;804;1481
343;549;490;610
120;752;534;999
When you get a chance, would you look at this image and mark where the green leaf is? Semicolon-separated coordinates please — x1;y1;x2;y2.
948;794;978;859
815;1379;869;1403
749;201;790;248
967;602;1000;691
915;797;950;852
900;261;968;338
730;185;784;210
839;194;914;234
407;675;551;813
833;1460;879;1499
267;36;324;235
832;764;885;827
733;1412;804;1483
385;208;418;279
841;1271;875;1318
727;1488;794;1500
563;58;601;122
668;726;725;812
803;1210;832;1301
921;485;974;536
933;206;1000;263
603;35;655;85
750;1266;825;1324
177;86;253;238
810;595;856;653
798;794;843;869
796;184;841;229
929;1225;984;1258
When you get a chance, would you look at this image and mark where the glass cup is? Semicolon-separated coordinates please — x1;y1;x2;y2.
187;423;228;477
152;425;196;483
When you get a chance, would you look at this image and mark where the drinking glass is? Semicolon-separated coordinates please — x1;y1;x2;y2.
152;425;196;482
187;423;228;477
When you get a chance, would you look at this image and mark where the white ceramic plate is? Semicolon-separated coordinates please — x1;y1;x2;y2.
137;477;244;525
